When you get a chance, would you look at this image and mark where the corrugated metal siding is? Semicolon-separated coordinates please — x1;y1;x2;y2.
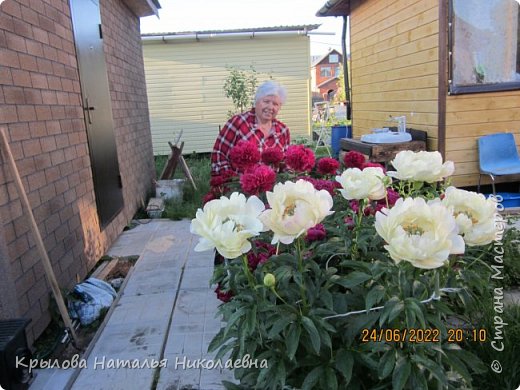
350;0;439;147
143;35;311;155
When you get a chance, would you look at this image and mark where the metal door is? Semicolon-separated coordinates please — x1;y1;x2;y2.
70;0;124;227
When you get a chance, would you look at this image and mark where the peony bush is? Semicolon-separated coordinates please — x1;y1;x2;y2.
191;147;498;390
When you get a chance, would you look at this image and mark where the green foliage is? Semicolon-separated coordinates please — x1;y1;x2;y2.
223;65;258;117
209;179;496;389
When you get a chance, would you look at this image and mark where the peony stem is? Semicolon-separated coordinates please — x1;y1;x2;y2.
242;255;256;289
296;237;308;310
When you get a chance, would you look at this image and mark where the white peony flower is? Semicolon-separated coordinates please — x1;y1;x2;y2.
260;179;334;245
375;197;465;269
442;186;497;246
190;192;265;259
335;167;388;200
387;151;454;183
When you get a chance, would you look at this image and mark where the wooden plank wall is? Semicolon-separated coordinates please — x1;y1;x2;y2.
143;35;311;155
446;92;520;187
350;0;440;151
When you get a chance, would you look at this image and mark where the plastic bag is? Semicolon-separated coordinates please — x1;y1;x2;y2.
68;278;117;326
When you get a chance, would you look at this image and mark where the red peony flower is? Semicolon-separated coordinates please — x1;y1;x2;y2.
362;161;386;173
261;147;284;165
240;165;276;195
343;150;366;169
229;141;261;172
285;144;316;172
317;157;340;175
202;191;217;205
385;188;400;206
306;223;326;242
210;170;235;187
247;241;277;270
215;283;233;303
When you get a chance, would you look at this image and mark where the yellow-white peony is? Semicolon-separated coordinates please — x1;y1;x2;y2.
375;197;465;269
190;192;265;259
335;167;388;200
442;186;497;246
260;179;334;244
387;151;454;183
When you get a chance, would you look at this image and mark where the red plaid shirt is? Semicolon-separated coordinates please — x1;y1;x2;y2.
211;109;290;175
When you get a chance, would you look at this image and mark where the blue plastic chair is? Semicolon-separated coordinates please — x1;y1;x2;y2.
478;133;520;194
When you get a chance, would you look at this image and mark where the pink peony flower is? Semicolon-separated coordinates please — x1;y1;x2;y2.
317;157;340;175
240;165;276;195
285;145;315;172
261;147;284;165
229;141;261;172
306;223;327;242
343;150;366;169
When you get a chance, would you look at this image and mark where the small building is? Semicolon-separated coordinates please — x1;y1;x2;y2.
317;0;520;187
142;25;318;155
0;0;157;342
312;49;343;100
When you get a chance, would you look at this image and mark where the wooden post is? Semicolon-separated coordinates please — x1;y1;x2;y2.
0;128;79;345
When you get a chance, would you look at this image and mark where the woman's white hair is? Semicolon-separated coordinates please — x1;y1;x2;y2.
255;80;287;104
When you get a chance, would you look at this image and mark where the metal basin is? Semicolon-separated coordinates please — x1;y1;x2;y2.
360;132;412;144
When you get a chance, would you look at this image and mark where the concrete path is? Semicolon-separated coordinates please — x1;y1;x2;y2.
30;219;234;390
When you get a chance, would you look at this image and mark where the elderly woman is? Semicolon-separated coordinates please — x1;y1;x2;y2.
210;80;290;176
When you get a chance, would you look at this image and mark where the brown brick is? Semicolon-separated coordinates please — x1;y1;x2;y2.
32;26;49;45
44;212;61;234
44;165;60;183
0;48;20;67
11;68;31;87
47;75;61;90
28;121;47;138
5;31;27;53
38;14;56;34
0;104;19;123
30;73;48;89
18;53;38;72
36;57;53;75
35;105;52;120
8;235;30;260
17;105;37;122
50;149;65;166
43;45;58;62
3;86;25;104
9;124;31;145
12;19;33;40
40;90;57;105
40;136;57;153
25;40;43;57
24;88;42;104
48;33;63;51
20;248;39;275
27;277;49;307
39;183;56;203
56;91;68;105
20;5;39;26
26;170;45;192
51;61;66;77
22;138;42;158
2;1;22;19
54;177;68;195
0;66;13;85
33;153;52;170
50;105;65;119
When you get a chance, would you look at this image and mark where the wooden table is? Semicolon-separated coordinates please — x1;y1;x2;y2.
339;128;427;164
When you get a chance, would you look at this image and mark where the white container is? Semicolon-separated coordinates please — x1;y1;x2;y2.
155;179;185;200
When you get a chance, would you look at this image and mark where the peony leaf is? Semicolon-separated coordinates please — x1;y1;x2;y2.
334;271;371;289
302;316;321;354
392;355;411;390
365;285;385;311
285;322;301;360
301;366;324;390
378;349;396;379
335;349;354;383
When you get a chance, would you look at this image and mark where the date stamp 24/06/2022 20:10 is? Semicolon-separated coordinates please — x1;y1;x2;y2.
361;328;487;344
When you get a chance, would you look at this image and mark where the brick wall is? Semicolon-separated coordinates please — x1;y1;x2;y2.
0;0;154;344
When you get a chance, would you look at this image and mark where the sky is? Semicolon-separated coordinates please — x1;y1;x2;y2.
140;0;347;57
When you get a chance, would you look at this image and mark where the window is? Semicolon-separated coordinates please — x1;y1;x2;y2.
334;67;341;77
329;54;339;63
449;0;520;94
320;66;331;77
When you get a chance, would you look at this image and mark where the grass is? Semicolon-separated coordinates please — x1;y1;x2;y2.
154;153;211;220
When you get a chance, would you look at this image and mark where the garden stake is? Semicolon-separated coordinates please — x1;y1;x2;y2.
0;127;79;346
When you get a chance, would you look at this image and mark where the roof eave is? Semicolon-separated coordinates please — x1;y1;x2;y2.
316;0;350;17
124;0;160;18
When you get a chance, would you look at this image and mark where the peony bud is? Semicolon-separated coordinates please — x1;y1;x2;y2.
263;273;276;288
